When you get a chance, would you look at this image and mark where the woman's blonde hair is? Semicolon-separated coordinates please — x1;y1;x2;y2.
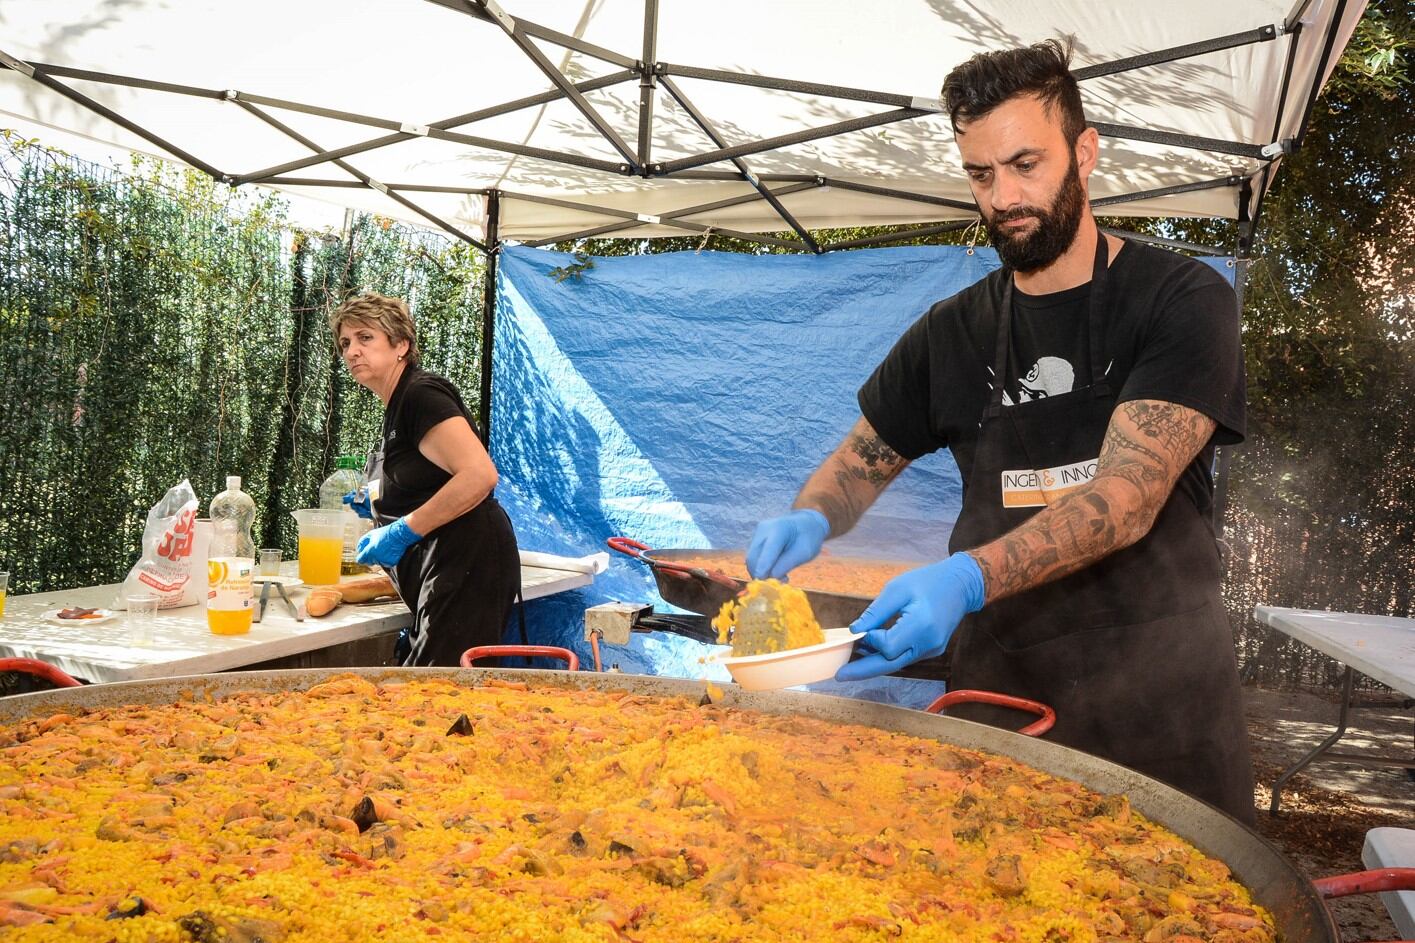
329;292;420;367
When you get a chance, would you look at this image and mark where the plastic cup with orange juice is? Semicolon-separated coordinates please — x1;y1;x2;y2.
207;556;253;635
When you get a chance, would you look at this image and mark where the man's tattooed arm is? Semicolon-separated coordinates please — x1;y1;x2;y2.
794;416;912;537
969;400;1217;604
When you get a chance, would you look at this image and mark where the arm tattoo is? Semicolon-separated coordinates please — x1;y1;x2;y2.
971;400;1216;604
795;419;910;537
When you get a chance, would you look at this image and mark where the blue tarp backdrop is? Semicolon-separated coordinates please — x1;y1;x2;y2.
489;242;1234;705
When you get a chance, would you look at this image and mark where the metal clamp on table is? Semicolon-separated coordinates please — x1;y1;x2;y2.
252;575;302;623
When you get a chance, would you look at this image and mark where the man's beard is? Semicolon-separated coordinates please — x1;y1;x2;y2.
984;159;1086;273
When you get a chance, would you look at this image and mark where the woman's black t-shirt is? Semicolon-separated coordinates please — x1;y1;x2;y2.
375;367;485;520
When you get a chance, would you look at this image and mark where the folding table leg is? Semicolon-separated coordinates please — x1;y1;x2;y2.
1269;665;1355;815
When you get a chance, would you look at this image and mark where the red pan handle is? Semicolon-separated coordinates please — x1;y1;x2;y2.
1312;868;1415;943
606;537;741;593
1313;868;1415;898
460;645;579;671
924;689;1056;737
0;658;83;688
606;536;651;561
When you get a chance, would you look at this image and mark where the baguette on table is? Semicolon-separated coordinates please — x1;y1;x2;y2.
305;574;398;618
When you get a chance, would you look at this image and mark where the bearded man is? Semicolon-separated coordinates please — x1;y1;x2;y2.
747;39;1255;821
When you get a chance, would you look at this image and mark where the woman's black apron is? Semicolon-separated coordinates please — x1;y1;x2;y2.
945;236;1255;823
365;402;520;669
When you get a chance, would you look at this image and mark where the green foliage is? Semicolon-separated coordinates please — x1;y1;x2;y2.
1211;0;1415;684
0;139;483;594
546;252;595;282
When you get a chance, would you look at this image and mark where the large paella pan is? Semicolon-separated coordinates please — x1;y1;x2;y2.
0;666;1375;942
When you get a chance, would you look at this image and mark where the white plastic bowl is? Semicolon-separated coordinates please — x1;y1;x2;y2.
716;627;863;691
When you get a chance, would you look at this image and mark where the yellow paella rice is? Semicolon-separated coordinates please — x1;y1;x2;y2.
0;676;1277;942
713;579;824;655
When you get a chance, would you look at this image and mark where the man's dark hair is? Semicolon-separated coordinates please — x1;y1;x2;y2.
942;38;1086;144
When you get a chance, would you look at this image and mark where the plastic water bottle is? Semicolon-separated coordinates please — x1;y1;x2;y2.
208;476;256;635
210;475;257;561
319;456;370;575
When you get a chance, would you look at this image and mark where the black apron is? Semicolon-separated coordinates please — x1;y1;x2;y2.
945;236;1255;823
365;424;521;669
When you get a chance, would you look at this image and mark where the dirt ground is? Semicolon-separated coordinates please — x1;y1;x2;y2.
1243;683;1414;942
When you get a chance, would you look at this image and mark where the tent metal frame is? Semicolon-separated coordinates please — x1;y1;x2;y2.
0;0;1352;439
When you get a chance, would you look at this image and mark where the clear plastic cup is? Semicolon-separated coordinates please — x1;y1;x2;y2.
126;593;158;646
259;549;283;577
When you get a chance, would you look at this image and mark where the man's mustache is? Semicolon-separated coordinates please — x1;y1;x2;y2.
990;206;1047;225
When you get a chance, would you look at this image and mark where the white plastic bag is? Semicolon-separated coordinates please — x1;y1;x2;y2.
119;479;203;609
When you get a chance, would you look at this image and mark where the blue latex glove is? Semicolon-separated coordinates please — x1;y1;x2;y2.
745;509;830;579
835;552;986;681
342;490;373;520
355;516;422;567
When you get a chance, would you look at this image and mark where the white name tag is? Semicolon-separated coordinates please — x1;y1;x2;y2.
1000;458;1098;508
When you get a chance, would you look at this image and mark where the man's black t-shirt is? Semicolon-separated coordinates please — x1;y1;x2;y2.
376;367;484;519
858;240;1244;516
1002;282;1093;405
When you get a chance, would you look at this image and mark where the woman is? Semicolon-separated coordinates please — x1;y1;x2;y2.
331;291;520;667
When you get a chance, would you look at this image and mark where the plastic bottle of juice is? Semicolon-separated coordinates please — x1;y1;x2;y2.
319;455;371;575
208;476;255;635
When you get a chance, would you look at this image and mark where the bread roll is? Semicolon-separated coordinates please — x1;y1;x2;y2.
338;575;396;604
306;588;343;618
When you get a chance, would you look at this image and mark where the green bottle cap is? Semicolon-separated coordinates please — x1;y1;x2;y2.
336;455;362;470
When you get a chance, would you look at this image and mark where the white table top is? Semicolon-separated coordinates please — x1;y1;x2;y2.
0;551;604;684
1362;828;1415;941
1254;606;1415;698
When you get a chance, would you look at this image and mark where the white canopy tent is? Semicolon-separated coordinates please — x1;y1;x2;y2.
0;0;1367;454
0;0;1364;252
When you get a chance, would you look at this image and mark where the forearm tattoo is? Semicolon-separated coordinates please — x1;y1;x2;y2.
796;422;909;537
972;400;1216;603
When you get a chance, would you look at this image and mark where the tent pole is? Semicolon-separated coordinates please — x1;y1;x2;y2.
1290;0;1350;152
652;107;926;175
507;188;809;250
637;0;659;171
230;71;636;184
0;52;226;180
1096;228;1228;257
516;181;819;247
472;1;639;167
1213;178;1254;542
234;99;486;251
479;191;500;447
1072;25;1281;81
658;76;820;252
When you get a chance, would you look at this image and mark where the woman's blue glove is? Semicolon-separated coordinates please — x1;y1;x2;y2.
355;516;422;567
835;552;986;681
342;490;373;520
745;509;830;579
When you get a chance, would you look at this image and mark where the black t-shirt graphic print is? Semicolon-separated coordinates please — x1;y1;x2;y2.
999;280;1093;406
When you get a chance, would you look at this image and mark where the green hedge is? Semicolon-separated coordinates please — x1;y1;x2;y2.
0;135;484;594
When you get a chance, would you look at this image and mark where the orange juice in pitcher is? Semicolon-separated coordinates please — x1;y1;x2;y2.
298;535;344;585
292;509;345;585
207;557;253;635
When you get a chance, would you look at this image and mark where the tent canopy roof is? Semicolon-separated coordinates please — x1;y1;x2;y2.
0;0;1364;248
